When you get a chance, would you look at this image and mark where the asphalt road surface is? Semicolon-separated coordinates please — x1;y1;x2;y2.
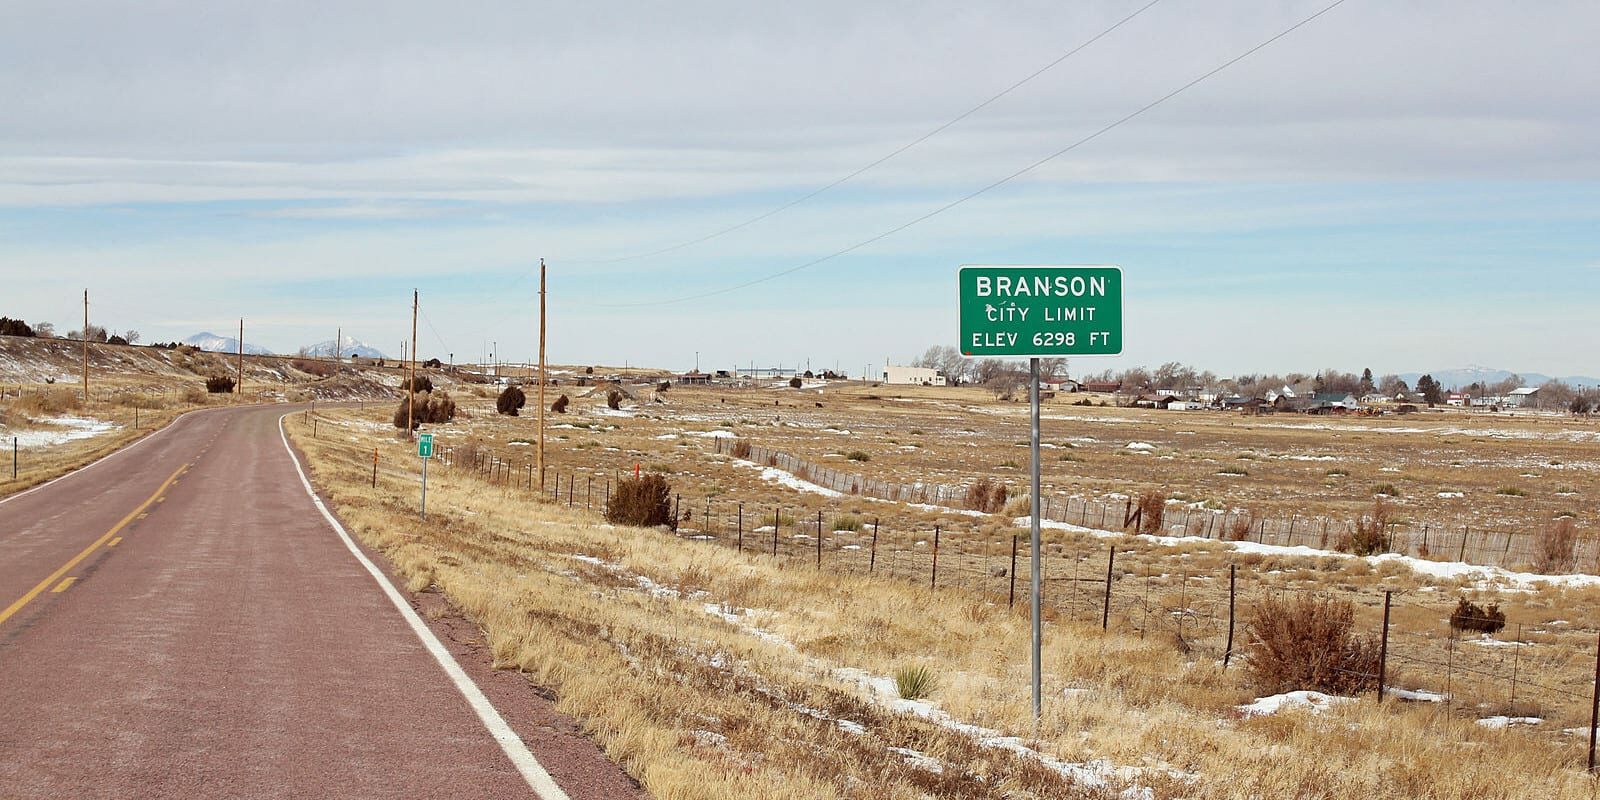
0;403;644;799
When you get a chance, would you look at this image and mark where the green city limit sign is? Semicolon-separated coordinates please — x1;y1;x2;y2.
958;265;1123;357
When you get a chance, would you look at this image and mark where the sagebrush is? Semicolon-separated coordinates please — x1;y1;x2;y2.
963;477;1007;514
605;473;674;529
1533;517;1577;574
1449;598;1506;634
496;385;526;416
1243;594;1380;695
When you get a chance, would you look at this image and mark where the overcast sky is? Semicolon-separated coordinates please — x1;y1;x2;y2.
3;0;1597;377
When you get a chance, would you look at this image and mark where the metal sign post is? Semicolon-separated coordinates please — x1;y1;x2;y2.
418;433;433;520
958;265;1123;721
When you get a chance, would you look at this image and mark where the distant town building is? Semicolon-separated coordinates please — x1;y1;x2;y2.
882;365;946;386
1503;387;1540;407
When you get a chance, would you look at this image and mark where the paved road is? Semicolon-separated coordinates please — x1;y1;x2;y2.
0;404;639;799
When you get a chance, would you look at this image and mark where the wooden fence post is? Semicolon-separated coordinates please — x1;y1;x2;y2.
737;503;743;553
1589;628;1600;773
772;508;779;556
931;526;940;590
816;509;823;568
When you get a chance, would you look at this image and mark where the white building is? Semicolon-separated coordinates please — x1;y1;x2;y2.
882;365;946;386
1503;387;1540;407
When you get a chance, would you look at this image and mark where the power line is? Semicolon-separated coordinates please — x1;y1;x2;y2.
567;0;1167;265
592;0;1350;309
418;307;453;357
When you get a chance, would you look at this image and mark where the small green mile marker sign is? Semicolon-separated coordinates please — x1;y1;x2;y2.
418;433;434;458
958;265;1123;357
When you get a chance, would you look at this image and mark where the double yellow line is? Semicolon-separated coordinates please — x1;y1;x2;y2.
0;464;188;628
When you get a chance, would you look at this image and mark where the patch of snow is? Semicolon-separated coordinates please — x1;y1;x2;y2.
1437;491;1464;498
1125;442;1155;451
1237;691;1355;717
686;430;737;439
1;415;119;448
1477;716;1542;729
887;746;945;774
731;458;844;498
1386;687;1447;703
910;502;989;518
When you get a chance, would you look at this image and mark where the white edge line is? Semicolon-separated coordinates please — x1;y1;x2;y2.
276;413;570;800
0;403;222;507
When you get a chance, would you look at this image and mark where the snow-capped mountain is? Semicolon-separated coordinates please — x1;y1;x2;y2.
300;336;387;360
182;332;271;355
1398;367;1600;391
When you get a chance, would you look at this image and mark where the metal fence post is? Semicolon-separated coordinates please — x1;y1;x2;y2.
869;519;879;573
1009;535;1018;609
1102;545;1116;630
930;525;940;590
1377;590;1392;702
1224;564;1237;668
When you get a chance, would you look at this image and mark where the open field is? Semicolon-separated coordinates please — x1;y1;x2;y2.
286;399;1600;799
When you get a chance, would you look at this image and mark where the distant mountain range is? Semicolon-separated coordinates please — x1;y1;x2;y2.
299;337;387;360
182;332;271;356
1397;367;1600;390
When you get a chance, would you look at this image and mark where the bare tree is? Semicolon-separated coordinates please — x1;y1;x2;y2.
123;329;140;345
33;321;55;338
1037;358;1067;381
1378;374;1408;395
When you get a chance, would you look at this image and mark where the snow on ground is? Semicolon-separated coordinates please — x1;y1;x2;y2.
0;416;119;448
909;503;989;518
1014;517;1600;590
574;551;1168;796
1477;716;1543;729
1124;442;1155;451
1237;691;1355;717
686;430;736;439
733;459;843;498
1386;687;1448;703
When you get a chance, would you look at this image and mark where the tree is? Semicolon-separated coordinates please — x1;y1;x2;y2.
1153;361;1197;389
1378;374;1408;396
33;321;54;338
1415;374;1442;406
0;317;35;337
1570;396;1592;415
123;330;141;345
1358;368;1375;396
1037;358;1067;382
914;345;967;385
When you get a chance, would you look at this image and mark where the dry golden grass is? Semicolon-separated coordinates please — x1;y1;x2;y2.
288;408;1600;799
0;386;211;497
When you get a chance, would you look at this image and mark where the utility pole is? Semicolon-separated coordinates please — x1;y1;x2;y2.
537;259;547;491
335;326;342;363
235;319;244;402
407;290;418;438
81;290;89;402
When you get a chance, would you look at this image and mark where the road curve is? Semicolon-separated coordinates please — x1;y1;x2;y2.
0;403;636;799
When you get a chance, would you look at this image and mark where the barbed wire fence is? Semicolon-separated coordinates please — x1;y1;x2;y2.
341;420;1600;766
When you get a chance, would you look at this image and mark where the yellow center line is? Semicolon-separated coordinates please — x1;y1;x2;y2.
107;537;123;548
51;578;77;593
0;463;188;627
